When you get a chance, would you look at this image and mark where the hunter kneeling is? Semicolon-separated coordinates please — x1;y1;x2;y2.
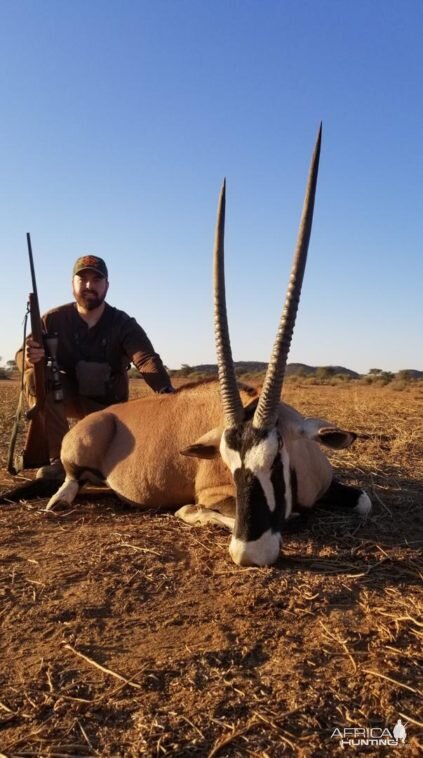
16;254;174;482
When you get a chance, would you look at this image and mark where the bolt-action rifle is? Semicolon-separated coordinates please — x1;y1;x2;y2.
7;234;63;474
26;232;47;420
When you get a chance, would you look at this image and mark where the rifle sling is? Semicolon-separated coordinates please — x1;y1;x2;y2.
7;304;30;475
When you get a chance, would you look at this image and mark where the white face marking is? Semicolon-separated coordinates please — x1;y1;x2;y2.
229;530;282;566
254;470;276;511
219;436;242;472
243;430;279;511
244;428;279;471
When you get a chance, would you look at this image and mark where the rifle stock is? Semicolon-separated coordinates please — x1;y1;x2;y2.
26;291;46;418
7;234;50;473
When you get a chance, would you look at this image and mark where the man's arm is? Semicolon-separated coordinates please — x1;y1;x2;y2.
121;317;174;393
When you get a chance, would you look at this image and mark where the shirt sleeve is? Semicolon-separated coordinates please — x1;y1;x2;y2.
120;317;173;393
15;346;24;372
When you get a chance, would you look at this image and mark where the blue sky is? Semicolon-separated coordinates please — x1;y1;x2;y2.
1;0;422;373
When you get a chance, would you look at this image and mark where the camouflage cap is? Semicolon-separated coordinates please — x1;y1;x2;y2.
73;255;108;278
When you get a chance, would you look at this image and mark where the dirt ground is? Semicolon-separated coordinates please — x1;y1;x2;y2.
0;378;422;757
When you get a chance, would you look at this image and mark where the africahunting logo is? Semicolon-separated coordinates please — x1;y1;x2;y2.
330;718;407;747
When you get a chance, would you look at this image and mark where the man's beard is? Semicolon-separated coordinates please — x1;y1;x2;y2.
75;292;106;311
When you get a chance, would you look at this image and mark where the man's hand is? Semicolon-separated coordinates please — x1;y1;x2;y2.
25;337;45;366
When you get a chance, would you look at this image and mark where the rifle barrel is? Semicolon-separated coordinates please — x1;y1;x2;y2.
27;233;40;309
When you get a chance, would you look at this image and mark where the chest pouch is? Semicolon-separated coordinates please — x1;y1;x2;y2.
75;360;112;398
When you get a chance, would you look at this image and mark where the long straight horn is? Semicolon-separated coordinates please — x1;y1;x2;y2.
214;180;244;426
253;124;322;430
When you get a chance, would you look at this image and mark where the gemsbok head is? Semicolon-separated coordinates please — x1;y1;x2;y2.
213;125;322;566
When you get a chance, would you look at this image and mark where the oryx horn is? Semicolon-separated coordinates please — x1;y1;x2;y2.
213;179;244;427
253;124;322;429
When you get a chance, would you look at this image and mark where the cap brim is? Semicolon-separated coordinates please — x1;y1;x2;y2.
74;267;106;276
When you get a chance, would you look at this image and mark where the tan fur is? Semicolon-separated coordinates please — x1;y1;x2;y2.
53;383;234;509
49;381;350;512
276;404;333;506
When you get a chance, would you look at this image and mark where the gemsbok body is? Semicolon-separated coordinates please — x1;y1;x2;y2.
46;125;371;565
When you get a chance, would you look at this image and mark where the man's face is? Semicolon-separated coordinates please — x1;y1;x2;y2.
72;270;109;311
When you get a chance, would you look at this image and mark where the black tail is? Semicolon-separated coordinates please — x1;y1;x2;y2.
317;479;371;514
0;479;59;504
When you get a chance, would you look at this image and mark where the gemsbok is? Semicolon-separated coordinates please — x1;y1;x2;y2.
44;124;371;565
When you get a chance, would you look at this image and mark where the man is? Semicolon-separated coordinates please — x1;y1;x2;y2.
17;254;174;480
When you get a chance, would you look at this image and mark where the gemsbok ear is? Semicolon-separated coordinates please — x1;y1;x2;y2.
294;417;357;449
180;427;222;459
318;428;357;449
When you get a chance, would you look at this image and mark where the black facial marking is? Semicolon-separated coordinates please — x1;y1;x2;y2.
290;467;298;513
270;449;286;520
233;467;281;541
227;422;288;542
225;422;268;455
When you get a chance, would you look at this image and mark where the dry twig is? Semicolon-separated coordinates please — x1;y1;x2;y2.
319;621;357;672
363;668;422;696
63;643;142;689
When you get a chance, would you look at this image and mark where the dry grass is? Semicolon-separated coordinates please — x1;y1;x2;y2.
0;378;422;756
